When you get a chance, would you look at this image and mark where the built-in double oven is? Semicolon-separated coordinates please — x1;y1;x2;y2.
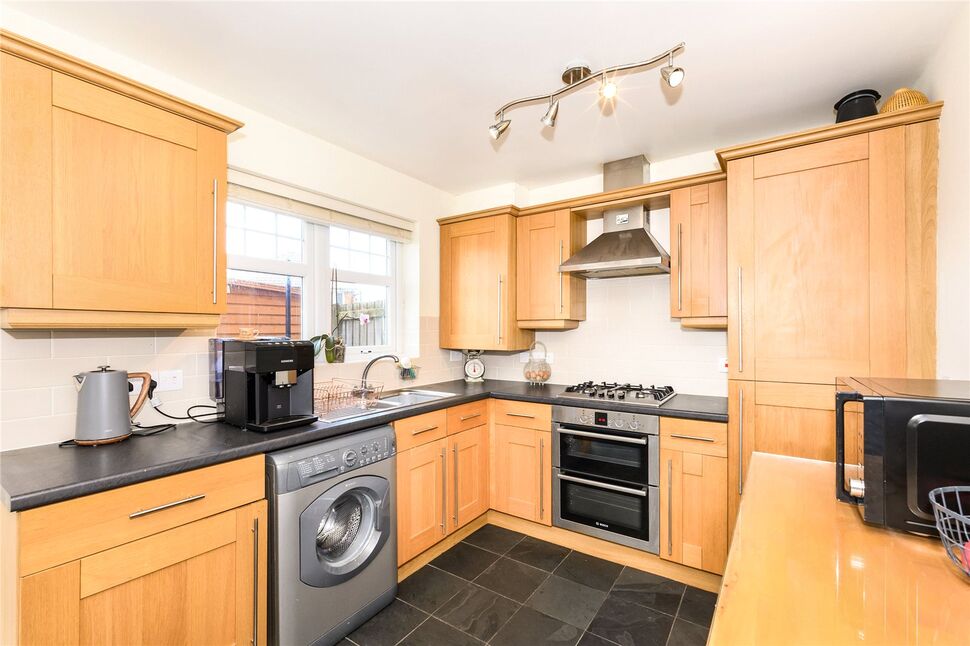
552;405;659;553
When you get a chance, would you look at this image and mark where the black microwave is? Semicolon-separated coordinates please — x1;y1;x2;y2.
836;377;970;535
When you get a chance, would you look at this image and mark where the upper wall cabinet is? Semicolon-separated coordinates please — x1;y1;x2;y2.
439;209;533;351
669;181;727;328
0;31;242;329
516;209;586;330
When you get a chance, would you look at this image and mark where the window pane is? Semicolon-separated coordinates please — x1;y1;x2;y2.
277;236;303;263
218;269;304;339
330;226;349;248
369;236;387;256
333;282;387;348
369;255;387;275
245;231;276;259
331;248;350;271
226;201;245;227
245;206;276;233
349;230;369;252
277;213;303;239
350;250;369;272
226;227;245;255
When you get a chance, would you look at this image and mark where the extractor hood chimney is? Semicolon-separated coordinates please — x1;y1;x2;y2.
559;155;670;278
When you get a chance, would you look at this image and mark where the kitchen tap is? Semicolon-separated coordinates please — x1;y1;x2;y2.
361;354;399;387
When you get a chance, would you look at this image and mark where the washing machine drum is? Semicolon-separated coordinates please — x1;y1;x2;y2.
299;475;391;588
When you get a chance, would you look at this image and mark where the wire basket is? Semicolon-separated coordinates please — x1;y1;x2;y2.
879;87;929;114
314;378;384;414
928;486;970;578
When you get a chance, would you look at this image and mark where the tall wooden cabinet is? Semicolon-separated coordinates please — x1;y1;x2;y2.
439;210;533;350
516;209;586;329
0;31;241;329
719;106;941;524
669;181;727;328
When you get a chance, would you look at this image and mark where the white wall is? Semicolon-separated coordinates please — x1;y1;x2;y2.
470;152;729;396
916;4;970;380
0;9;463;450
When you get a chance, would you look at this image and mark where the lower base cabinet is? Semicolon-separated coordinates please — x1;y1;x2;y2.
18;500;267;646
490;424;552;526
396;424;489;565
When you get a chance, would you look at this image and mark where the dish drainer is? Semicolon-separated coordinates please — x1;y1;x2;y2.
313;378;384;414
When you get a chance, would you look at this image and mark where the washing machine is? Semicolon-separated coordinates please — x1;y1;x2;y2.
267;425;397;646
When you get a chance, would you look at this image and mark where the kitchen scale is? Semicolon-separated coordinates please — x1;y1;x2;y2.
463;350;485;382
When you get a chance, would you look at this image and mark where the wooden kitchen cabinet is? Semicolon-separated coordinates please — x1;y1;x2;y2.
449;425;490;531
397;437;448;564
516;209;586;329
439;209;533;350
0;31;241;329
6;456;266;646
490;424;552;525
669;181;727;328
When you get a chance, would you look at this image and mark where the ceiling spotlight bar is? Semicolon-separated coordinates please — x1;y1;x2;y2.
491;42;685;124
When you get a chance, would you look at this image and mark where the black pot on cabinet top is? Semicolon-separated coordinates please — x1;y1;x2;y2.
834;89;881;123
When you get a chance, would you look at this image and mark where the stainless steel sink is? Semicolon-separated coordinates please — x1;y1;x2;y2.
380;390;456;406
316;399;401;423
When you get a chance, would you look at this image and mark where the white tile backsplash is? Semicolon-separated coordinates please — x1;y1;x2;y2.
0;317;464;451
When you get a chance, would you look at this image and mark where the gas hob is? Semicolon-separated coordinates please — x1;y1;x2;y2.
557;381;676;407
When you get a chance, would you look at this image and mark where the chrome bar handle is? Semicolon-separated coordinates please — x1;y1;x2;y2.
556;473;648;497
251;515;259;646
440;447;447;534
539;436;545;519
670;433;715;443
677;223;683;312
453;444;459;525
666;459;673;556
738;386;744;496
506;412;536;419
411;424;439;436
129;494;205;519
459;413;482;422
496;274;503;344
559;240;564;313
557;427;647;445
212;179;218;305
737;266;743;373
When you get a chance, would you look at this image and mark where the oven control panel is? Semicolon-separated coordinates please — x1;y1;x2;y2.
553;405;659;435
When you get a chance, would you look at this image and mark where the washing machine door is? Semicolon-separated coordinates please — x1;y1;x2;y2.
299;474;391;588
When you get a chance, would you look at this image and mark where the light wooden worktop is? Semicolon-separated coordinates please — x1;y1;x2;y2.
709;452;969;645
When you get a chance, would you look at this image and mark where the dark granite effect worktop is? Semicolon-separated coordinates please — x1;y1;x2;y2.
1;379;727;512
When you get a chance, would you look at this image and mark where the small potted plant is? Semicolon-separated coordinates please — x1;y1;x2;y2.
310;312;370;364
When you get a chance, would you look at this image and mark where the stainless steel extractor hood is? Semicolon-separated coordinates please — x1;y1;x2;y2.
559;156;670;278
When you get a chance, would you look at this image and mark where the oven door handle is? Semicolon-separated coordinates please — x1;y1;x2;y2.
835;390;864;505
557;427;648;445
556;472;648;497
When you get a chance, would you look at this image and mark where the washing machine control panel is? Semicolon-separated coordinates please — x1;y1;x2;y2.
291;435;393;486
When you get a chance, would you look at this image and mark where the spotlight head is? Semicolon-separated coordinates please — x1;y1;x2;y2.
600;80;617;100
489;117;511;140
662;65;685;88
540;99;559;127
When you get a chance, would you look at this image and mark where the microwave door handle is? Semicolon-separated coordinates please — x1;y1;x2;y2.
835;390;864;504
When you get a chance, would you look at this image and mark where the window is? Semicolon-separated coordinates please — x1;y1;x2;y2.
218;201;399;361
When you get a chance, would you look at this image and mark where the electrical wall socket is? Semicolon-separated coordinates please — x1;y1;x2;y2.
718;357;729;373
449;351;463;362
155;370;184;392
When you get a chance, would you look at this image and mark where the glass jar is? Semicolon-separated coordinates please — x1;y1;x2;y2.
523;341;551;385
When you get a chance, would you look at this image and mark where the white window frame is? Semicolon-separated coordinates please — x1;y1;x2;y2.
225;199;315;338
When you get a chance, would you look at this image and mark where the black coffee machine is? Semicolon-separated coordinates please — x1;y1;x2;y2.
211;338;317;432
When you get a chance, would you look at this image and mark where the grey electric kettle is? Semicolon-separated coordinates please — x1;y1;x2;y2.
73;366;151;445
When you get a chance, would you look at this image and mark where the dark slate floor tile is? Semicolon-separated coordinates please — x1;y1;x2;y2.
400;617;483;646
435;583;520;642
587;595;675;646
666;619;710;646
526;574;608;630
576;632;618;646
474;556;549;602
506;536;571;572
490;606;582;646
463;524;525;554
610;567;686;616
345;598;428;646
676;587;717;628
553;551;623;592
431;542;501;580
397;565;467;613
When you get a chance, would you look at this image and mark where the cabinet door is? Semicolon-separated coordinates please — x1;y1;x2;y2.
491;425;550;525
51;108;203;313
450;425;489;531
727;380;755;539
516;209;585;328
0;53;52;308
19;503;266;646
397;439;447;565
195;125;228;313
670;182;727;322
660;448;728;575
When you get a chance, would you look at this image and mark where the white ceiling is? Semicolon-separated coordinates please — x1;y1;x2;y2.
9;1;961;194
